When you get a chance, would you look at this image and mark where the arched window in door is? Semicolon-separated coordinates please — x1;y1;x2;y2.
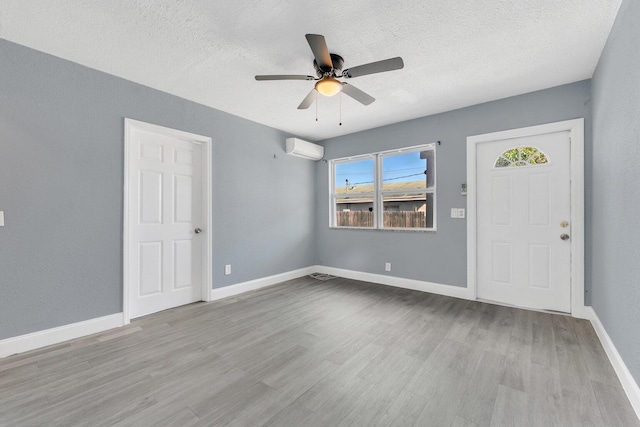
494;146;549;168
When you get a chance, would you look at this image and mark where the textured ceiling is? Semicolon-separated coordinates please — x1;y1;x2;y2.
0;0;622;141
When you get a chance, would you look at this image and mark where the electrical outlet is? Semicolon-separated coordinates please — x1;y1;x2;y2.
458;208;466;218
385;262;391;272
225;264;231;275
451;208;458;218
0;211;4;227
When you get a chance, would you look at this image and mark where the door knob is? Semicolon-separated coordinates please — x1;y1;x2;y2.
560;234;570;241
194;227;202;234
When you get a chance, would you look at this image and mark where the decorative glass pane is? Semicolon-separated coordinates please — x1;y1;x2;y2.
334;195;374;227
382;151;429;191
494;146;549;168
495;157;511;167
335;159;374;194
503;148;519;162
530;152;548;164
520;146;537;160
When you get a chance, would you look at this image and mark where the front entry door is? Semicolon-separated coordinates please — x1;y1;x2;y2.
476;130;571;312
127;124;204;319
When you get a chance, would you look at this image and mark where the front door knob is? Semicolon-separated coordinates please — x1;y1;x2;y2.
194;227;202;234
560;233;570;241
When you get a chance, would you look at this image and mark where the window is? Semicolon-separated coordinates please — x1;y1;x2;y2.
330;144;436;230
333;157;375;228
494;146;549;168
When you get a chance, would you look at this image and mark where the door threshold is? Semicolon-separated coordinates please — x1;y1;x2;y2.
475;298;572;317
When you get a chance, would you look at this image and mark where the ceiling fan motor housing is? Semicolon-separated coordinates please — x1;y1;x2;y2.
314;54;344;77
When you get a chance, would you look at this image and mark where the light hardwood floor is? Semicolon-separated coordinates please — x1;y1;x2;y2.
1;276;638;426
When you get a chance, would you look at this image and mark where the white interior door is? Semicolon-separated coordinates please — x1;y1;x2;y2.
127;125;204;319
476;131;571;312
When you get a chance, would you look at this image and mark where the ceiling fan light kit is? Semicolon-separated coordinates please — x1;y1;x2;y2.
315;77;342;97
255;34;404;112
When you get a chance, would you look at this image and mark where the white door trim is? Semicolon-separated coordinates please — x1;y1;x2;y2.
466;119;585;317
123;118;213;325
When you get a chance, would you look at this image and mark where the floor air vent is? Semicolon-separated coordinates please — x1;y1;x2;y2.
309;273;336;281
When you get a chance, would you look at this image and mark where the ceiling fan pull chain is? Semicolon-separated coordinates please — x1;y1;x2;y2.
339;92;342;126
316;91;318;122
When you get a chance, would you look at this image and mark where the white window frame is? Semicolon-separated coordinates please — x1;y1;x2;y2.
330;154;377;229
329;143;436;231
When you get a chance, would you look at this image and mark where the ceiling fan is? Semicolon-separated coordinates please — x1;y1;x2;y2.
255;34;404;109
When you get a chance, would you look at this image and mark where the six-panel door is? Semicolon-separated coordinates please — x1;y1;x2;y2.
128;129;203;318
477;131;571;312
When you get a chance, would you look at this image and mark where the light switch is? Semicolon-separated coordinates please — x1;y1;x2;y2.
0;211;4;227
458;208;466;218
450;208;458;218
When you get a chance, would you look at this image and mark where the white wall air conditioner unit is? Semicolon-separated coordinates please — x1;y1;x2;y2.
285;137;324;160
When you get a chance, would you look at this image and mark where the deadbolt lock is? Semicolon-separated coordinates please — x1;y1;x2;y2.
561;221;569;228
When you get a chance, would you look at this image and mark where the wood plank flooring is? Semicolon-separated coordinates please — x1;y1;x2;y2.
1;276;638;426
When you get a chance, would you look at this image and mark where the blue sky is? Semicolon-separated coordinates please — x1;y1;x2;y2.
335;152;426;189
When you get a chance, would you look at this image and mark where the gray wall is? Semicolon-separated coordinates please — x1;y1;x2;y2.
591;0;640;383
316;81;592;288
0;39;316;340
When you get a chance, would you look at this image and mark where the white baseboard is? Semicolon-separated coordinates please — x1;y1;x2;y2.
313;265;473;300
584;307;640;419
570;305;591;320
0;313;124;358
209;266;316;301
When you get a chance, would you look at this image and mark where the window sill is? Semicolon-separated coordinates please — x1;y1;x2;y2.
329;226;436;233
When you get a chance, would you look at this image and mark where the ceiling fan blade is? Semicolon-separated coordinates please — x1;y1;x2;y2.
343;57;404;78
255;75;315;81
341;83;375;105
305;34;333;71
297;89;317;109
